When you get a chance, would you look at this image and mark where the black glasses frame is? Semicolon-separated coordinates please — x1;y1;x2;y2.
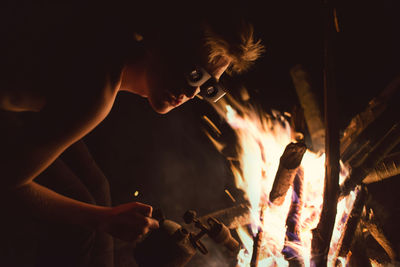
185;66;227;103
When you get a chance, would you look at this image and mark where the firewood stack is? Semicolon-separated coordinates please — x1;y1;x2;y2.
293;66;400;265
200;71;400;266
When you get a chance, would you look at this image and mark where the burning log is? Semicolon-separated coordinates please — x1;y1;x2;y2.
340;123;400;197
363;152;400;184
311;4;341;266
290;64;325;153
335;186;367;262
290;105;307;143
250;229;263;267
269;142;307;206
285;168;304;241
282;168;305;267
250;206;266;267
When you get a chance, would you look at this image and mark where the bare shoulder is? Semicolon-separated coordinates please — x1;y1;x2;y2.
0;69;121;148
40;72;121;138
0;72;122;186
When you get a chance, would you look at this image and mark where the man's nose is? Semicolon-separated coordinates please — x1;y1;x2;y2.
185;86;201;99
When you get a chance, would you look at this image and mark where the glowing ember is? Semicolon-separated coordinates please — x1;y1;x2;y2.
208;101;356;267
225;189;237;203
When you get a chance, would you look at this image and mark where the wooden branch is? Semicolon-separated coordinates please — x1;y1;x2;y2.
363;152;400;184
269;142;307;205
346;225;373;267
290;64;325;153
282;168;305;267
285;168;304;239
340;123;400;197
311;4;340;266
341;103;400;167
335;186;367;262
250;206;266;267
363;221;397;262
250;229;263;267
341;74;400;158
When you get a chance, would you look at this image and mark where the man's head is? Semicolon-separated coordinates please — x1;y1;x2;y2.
120;4;264;114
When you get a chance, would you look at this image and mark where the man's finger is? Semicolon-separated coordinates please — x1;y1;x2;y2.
131;213;159;230
132;202;153;217
147;217;159;229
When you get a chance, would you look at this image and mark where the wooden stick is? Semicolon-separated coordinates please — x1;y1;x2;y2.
346;225;373;267
269;142;307;205
290;64;325;153
363;152;400;184
311;3;340;266
285;168;304;238
341;75;400;157
250;229;263;267
335;186;367;262
363;221;397;262
340;123;400;197
250;206;266;267
340;73;400;169
282;168;305;267
341;104;400;167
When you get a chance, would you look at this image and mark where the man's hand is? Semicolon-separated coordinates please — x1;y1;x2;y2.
98;202;159;242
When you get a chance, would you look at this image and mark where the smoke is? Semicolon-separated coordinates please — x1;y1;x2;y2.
87;94;239;266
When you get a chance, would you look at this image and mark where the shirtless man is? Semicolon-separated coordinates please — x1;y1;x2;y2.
1;2;264;266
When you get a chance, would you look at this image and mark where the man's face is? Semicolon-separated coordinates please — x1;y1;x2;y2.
144;49;230;114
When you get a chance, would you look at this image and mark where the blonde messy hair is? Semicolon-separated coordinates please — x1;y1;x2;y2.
204;21;265;75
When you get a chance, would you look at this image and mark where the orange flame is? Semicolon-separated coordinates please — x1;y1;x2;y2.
208;101;356;267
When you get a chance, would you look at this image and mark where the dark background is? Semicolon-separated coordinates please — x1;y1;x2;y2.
87;0;400;214
82;1;400;265
1;0;399;266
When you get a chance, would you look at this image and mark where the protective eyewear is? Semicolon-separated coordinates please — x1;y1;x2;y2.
185;66;227;102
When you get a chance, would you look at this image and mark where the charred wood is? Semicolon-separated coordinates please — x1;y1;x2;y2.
346;225;373;267
290;105;307;143
250;206;266;267
250;229;263;267
269;142;307;206
290;64;325;153
363;221;397;262
335;186;367;262
285;168;304;240
340;74;400;159
340;123;400;197
282;168;305;267
311;4;340;266
363;152;400;184
341;102;400;167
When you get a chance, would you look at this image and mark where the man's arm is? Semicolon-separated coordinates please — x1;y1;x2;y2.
0;82;158;240
61;140;112;207
7;181;158;241
1;86;115;188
